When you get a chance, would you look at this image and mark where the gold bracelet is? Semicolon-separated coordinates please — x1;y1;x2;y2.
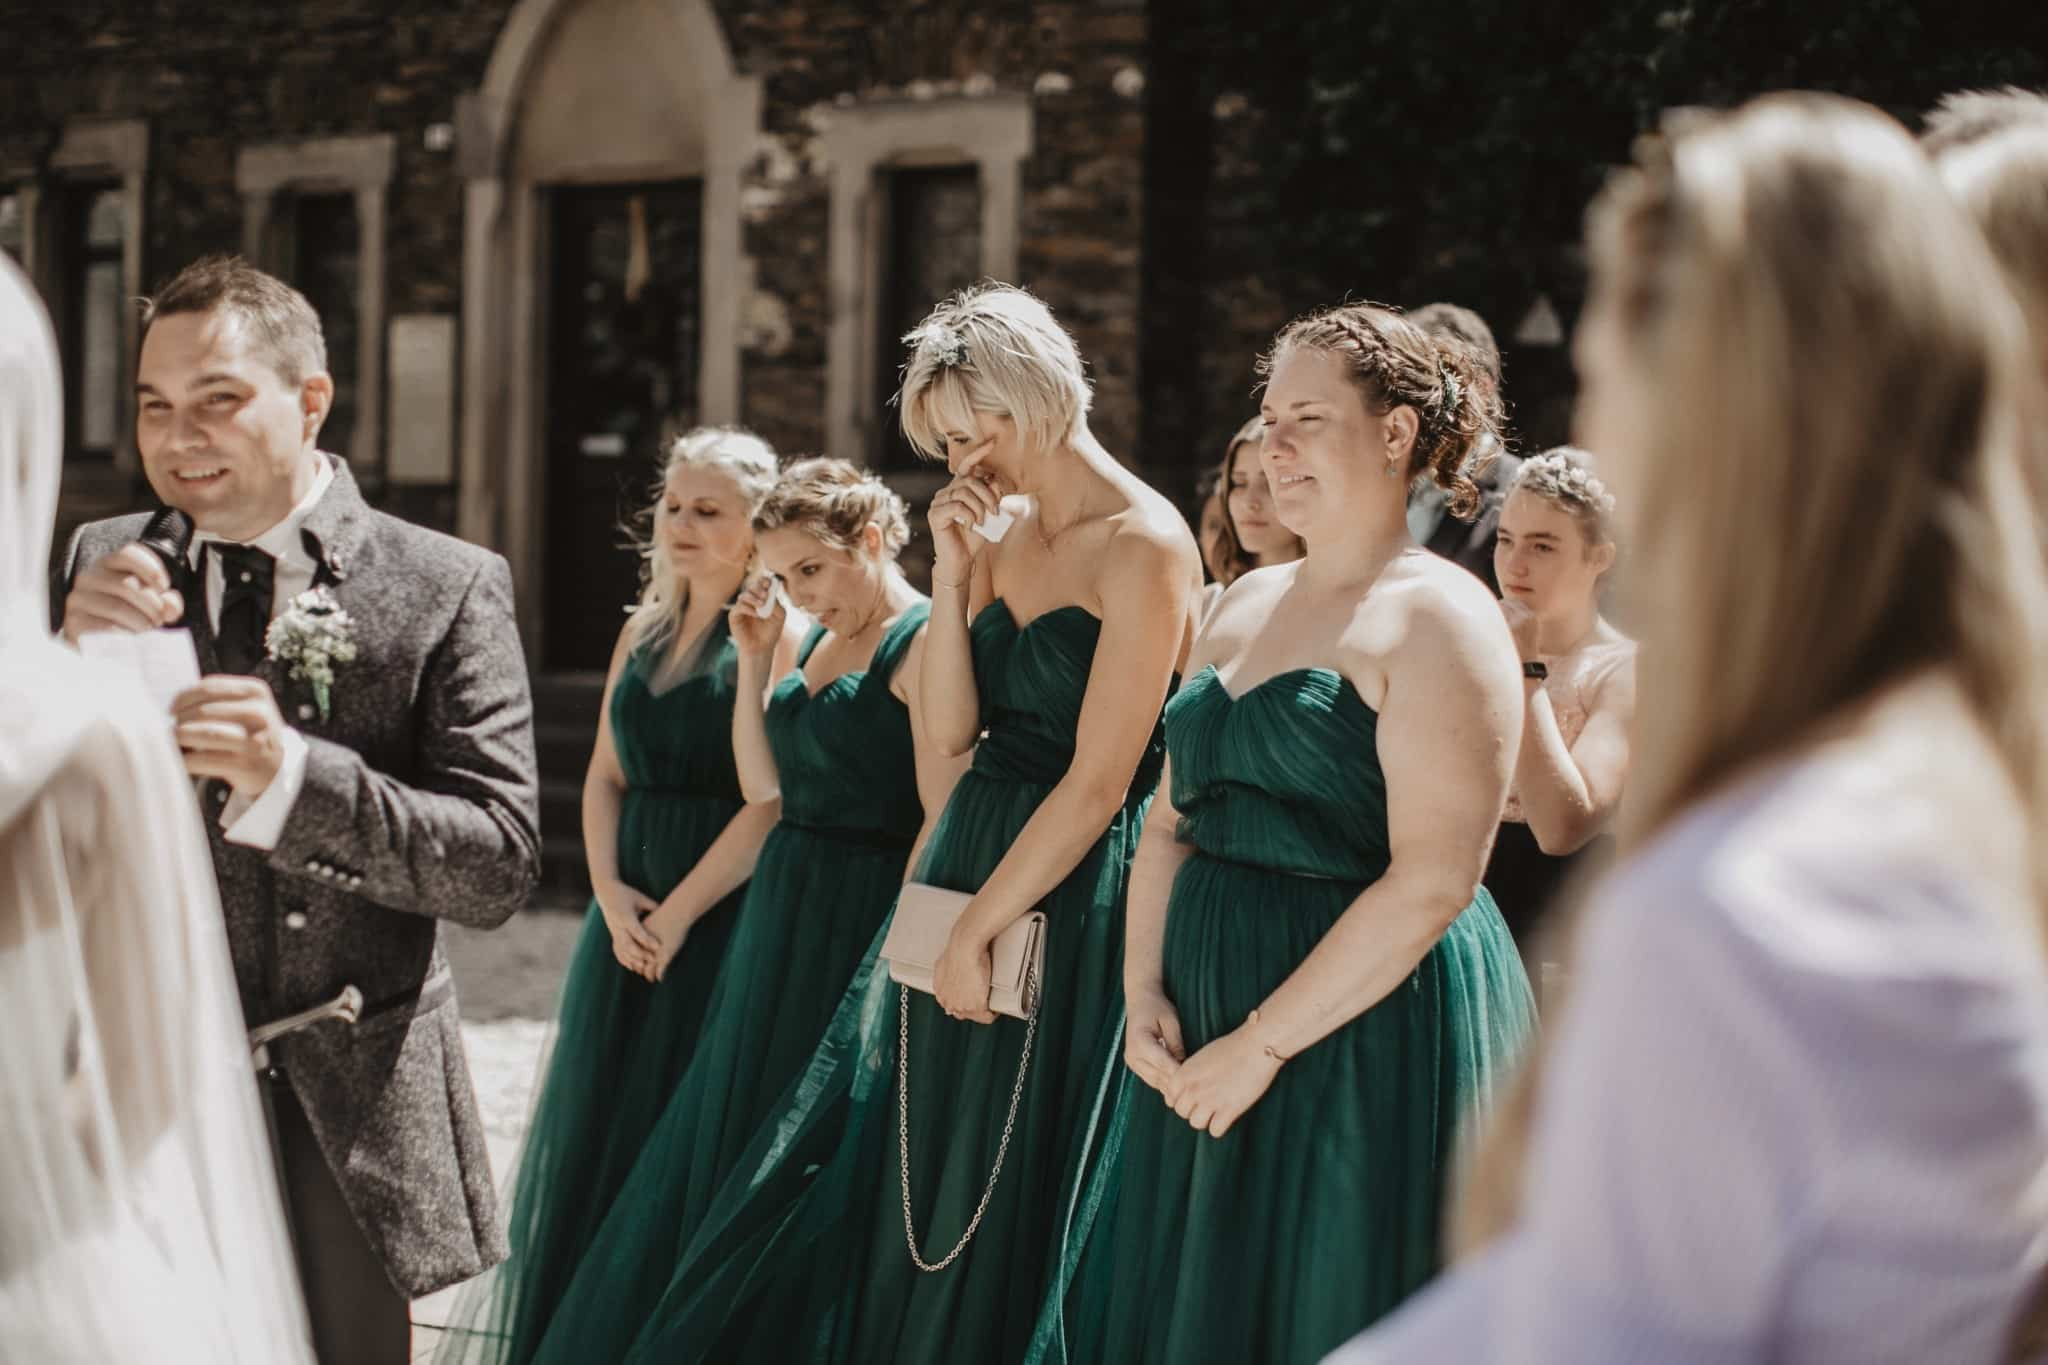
1245;1008;1292;1063
932;574;969;590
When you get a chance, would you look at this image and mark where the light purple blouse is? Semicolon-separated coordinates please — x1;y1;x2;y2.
1329;745;2048;1364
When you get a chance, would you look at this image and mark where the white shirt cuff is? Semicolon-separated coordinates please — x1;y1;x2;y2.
222;727;308;850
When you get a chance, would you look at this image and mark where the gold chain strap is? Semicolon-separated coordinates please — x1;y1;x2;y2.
896;962;1040;1273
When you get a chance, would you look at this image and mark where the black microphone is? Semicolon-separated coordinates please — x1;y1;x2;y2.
135;506;195;580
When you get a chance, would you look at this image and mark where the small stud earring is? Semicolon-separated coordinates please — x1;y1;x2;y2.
1385;460;1400;479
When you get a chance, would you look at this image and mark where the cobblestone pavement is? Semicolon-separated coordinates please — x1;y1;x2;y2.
410;908;584;1361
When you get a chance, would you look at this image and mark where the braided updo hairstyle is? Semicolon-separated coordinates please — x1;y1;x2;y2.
753;456;912;559
1256;302;1505;518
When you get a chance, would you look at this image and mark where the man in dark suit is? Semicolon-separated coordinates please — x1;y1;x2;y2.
1407;301;1523;592
58;256;539;1364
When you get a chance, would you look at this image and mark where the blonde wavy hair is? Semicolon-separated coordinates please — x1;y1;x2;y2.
1452;92;2048;1262
622;426;778;655
754;456;911;558
896;282;1094;462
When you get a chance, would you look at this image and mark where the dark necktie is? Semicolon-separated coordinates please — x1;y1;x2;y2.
212;543;276;675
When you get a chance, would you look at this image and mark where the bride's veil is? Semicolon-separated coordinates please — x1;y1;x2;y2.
0;256;313;1361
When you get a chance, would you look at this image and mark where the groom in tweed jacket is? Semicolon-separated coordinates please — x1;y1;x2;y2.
57;256;538;1364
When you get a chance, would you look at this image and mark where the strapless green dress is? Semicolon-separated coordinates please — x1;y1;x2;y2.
615;601;1166;1365
435;623;750;1365
522;605;931;1363
1041;666;1535;1365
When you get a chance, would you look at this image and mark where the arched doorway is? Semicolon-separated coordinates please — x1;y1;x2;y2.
457;0;759;670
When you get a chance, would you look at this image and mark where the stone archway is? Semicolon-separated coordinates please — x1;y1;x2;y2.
456;0;759;663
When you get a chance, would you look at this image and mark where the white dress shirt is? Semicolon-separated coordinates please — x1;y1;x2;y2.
1325;712;2048;1364
188;455;335;850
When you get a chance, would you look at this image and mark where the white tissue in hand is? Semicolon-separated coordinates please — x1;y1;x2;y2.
750;582;787;619
972;509;1014;543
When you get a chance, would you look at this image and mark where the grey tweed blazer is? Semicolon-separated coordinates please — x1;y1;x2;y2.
59;461;540;1298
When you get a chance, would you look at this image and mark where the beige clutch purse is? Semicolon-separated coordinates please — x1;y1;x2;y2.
880;883;1044;1020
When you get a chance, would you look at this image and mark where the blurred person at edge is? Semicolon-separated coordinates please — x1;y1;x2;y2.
1406;302;1522;592
1922;85;2048;1361
1486;447;1635;994
1198;414;1306;623
1328;93;2048;1365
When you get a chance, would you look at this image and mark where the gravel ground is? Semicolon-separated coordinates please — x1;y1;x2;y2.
410;908;585;1360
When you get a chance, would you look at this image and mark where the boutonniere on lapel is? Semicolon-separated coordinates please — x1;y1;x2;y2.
265;587;359;721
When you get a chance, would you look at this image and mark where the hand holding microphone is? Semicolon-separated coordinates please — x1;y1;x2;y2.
61;508;192;644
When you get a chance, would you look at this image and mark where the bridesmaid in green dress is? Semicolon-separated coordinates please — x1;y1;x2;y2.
1047;304;1537;1365
518;457;967;1363
613;283;1200;1365
435;428;802;1365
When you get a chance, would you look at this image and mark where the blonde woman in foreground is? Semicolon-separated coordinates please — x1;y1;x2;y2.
1330;93;2048;1364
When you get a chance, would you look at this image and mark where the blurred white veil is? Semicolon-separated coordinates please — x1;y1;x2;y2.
0;256;313;1360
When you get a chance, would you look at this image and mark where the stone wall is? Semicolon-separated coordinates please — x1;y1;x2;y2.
711;0;1149;464
0;5;512;318
4;0;1155;542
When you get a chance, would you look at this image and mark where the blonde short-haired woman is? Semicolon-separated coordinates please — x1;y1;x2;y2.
605;282;1200;1365
439;426;803;1365
1330;93;2048;1365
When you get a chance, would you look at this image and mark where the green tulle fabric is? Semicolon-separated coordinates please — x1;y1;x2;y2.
515;605;932;1364
1036;666;1536;1365
433;623;748;1365
609;601;1167;1365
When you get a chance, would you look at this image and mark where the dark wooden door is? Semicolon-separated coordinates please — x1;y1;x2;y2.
544;181;703;671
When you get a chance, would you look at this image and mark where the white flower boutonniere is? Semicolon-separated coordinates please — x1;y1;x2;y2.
265;587;359;721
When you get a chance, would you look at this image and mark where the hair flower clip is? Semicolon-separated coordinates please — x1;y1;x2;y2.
1436;357;1462;416
910;322;970;369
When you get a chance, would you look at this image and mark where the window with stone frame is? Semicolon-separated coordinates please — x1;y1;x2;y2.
267;192;362;466
872;164;982;470
50;183;126;463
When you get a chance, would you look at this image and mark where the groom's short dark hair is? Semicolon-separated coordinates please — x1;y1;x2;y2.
140;254;328;386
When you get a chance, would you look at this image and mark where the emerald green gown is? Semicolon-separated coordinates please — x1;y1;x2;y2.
520;605;931;1364
434;622;750;1365
615;601;1166;1365
1040;665;1536;1365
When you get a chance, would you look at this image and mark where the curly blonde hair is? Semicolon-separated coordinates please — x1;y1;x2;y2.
753;457;911;559
1256;302;1504;519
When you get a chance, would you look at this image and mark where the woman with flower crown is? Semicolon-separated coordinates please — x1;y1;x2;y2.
600;283;1198;1365
1487;447;1637;983
1041;302;1536;1365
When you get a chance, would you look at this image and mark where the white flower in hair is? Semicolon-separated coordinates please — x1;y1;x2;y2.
909;321;970;368
1525;452;1617;514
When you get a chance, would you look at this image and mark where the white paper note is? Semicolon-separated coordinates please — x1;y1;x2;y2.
79;628;204;713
